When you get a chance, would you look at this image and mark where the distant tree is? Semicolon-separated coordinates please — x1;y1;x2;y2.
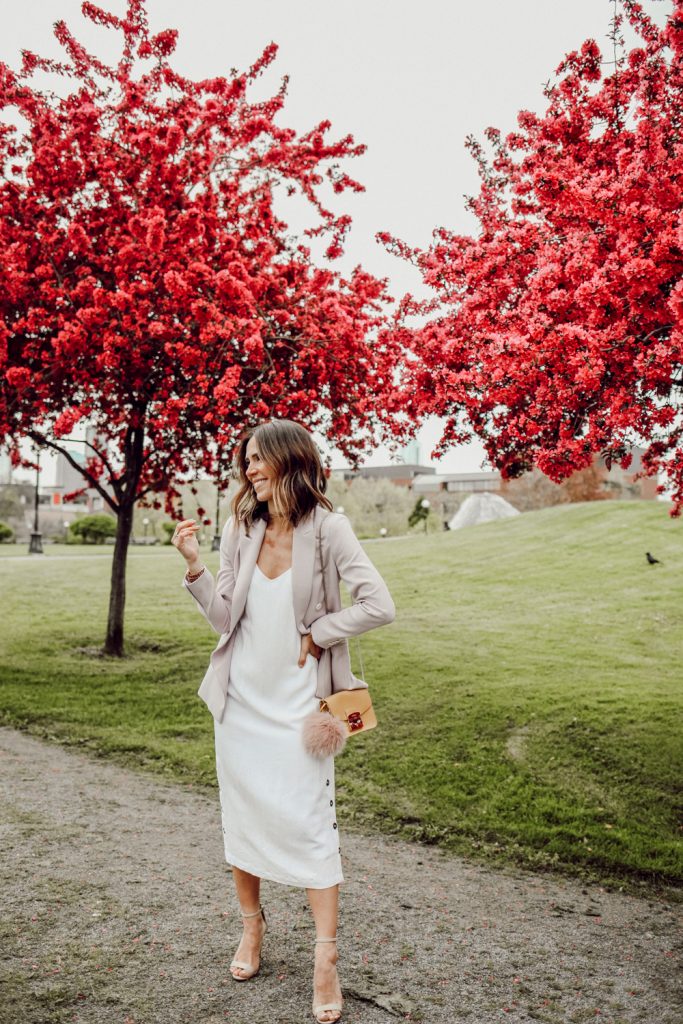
0;520;14;542
502;470;569;513
0;0;400;655
69;513;117;544
384;1;683;514
504;464;612;511
408;497;431;529
561;464;610;504
326;476;413;538
0;485;23;522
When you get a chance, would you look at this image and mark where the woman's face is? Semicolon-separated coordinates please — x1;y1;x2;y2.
244;436;276;503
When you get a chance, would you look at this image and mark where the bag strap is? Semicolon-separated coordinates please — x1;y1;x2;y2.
316;508;365;682
316;509;330;614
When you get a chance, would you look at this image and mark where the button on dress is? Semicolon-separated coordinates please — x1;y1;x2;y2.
213;563;343;888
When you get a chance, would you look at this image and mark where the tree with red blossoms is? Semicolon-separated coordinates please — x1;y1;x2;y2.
0;1;399;655
382;0;683;513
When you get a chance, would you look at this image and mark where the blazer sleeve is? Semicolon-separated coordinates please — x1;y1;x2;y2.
181;515;238;635
309;514;395;649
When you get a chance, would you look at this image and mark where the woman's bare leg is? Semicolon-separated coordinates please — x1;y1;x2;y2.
230;866;266;979
307;884;342;1023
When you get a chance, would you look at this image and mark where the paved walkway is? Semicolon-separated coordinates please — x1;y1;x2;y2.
1;726;680;1024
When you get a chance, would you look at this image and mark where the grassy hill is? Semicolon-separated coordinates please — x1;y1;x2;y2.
0;501;680;896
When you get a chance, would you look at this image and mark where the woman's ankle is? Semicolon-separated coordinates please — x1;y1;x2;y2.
314;945;339;966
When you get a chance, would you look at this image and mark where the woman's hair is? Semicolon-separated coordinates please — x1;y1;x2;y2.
231;418;333;530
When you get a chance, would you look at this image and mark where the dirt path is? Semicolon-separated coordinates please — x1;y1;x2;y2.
1;726;680;1024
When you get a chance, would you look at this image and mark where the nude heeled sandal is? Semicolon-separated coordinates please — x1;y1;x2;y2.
313;936;343;1023
230;905;268;981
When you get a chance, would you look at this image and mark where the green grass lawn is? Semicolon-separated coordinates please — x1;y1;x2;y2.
1;501;681;898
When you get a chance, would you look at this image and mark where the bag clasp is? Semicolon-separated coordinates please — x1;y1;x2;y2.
347;710;364;732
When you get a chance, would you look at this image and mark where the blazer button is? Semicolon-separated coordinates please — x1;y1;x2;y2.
315;602;322;610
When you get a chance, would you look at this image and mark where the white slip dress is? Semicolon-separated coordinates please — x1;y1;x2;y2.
213;562;343;889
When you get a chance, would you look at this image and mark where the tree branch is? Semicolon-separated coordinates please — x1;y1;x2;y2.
60;432;122;488
27;430;120;514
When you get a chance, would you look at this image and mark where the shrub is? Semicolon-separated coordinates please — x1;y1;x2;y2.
0;520;14;543
69;513;117;544
161;521;176;545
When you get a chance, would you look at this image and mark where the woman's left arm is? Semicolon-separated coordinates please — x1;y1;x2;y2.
309;514;395;649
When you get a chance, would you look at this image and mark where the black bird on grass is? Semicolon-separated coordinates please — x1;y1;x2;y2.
646;551;662;565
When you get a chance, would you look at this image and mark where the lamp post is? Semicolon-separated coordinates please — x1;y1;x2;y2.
142;517;149;543
63;519;70;543
212;483;221;551
379;527;387;538
336;505;345;515
28;448;43;554
420;498;430;535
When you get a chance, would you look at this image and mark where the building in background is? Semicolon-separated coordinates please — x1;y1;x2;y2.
42;427;110;514
332;462;435;487
0;427;113;542
332;444;660;530
332;439;436;488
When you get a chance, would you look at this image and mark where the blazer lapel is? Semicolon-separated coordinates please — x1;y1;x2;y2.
229;517;266;632
291;508;316;631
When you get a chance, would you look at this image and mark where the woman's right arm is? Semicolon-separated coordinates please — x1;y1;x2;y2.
179;516;239;635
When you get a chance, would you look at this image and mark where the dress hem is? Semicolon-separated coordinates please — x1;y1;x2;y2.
223;847;344;890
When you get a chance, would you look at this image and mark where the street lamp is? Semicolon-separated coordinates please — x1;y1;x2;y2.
379;527;387;538
28;448;43;554
420;498;430;535
336;505;345;515
142;516;150;543
63;519;70;543
212;483;222;551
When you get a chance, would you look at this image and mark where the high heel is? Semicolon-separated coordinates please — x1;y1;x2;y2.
312;936;343;1023
230;905;267;981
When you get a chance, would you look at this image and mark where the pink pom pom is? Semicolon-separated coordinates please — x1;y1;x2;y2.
302;710;348;759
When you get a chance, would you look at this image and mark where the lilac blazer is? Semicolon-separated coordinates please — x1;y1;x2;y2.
182;504;396;723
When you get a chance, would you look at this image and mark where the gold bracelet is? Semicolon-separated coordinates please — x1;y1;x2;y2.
185;565;205;582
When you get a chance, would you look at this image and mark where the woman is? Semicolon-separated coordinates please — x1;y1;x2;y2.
172;418;395;1024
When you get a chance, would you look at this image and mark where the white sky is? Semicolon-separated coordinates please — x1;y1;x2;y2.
3;0;670;484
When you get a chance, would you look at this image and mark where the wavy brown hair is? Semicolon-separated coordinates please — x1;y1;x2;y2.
231;419;333;531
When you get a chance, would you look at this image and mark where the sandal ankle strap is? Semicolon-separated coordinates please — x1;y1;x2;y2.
315;936;338;943
240;905;263;919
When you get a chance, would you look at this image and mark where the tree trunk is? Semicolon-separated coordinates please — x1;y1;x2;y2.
103;423;145;657
103;499;135;656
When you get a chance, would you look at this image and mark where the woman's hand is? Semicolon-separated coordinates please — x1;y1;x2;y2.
171;518;202;568
298;632;322;667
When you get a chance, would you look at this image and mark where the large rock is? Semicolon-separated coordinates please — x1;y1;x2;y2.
448;492;520;530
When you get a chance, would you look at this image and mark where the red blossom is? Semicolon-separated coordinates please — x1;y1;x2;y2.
53;407;83;437
0;0;402;653
384;0;683;514
0;0;399;506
